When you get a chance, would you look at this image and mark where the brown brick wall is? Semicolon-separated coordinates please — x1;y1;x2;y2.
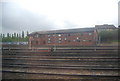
29;31;98;47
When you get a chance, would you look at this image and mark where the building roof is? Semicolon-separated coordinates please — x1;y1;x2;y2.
95;24;116;29
29;27;95;35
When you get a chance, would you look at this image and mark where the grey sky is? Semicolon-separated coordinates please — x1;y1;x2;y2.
1;0;119;34
2;2;56;34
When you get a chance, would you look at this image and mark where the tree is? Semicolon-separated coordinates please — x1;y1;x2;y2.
9;34;11;38
0;34;2;38
14;33;16;38
99;30;118;43
17;33;19;38
118;25;120;28
27;31;29;36
1;31;29;42
12;34;14;38
7;33;10;38
19;33;21;38
22;31;24;38
2;34;5;38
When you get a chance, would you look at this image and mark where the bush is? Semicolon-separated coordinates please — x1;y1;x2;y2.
2;37;28;42
99;30;118;43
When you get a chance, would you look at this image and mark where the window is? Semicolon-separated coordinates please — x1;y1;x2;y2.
88;33;92;35
68;34;70;36
73;33;76;36
68;40;70;42
35;34;39;38
48;35;50;37
64;38;67;40
77;40;80;42
89;40;92;42
48;41;51;43
64;34;68;36
80;33;83;36
59;38;62;40
58;34;61;37
73;40;76;42
76;37;79;39
58;41;61;43
83;40;86;41
48;38;51;40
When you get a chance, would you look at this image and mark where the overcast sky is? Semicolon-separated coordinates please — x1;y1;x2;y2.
1;0;120;34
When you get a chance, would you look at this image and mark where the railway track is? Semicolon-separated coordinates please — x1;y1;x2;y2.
3;70;119;78
2;66;119;79
2;63;119;70
2;46;119;79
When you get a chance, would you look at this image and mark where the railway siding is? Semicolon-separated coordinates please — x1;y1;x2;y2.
2;46;119;79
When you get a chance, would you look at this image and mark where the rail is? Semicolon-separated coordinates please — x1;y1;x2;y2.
2;46;119;79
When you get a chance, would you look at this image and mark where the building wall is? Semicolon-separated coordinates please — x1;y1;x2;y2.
29;30;98;47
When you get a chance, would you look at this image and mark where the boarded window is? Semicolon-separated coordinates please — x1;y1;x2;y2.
53;34;55;36
58;34;61;36
48;38;51;40
64;38;67;40
76;37;79;39
73;40;76;42
83;40;86;42
48;35;51;37
59;38;62;40
88;33;92;35
48;41;51;43
58;41;61;43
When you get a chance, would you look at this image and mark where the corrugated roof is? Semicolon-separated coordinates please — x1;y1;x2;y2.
95;24;116;29
29;27;95;35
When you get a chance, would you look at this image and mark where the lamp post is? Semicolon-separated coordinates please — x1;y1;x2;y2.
98;36;101;45
54;30;56;51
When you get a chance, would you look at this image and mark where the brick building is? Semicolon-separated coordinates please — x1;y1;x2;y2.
28;28;98;47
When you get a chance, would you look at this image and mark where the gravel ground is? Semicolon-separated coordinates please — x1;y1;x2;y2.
2;67;119;79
